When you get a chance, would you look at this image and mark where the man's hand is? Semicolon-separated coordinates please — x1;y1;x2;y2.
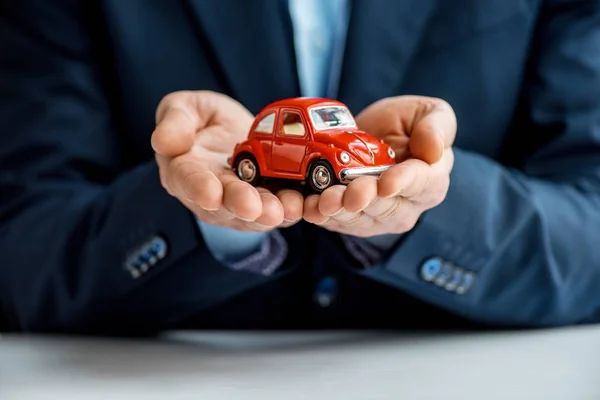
151;91;304;232
303;96;456;237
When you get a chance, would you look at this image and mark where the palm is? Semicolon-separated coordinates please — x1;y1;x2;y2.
153;91;305;231
192;125;247;176
304;95;456;237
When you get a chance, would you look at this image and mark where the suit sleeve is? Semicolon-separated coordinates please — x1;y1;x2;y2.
358;0;600;327
0;1;301;334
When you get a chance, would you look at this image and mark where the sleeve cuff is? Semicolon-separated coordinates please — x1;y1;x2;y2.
196;218;288;276
225;229;288;276
340;234;391;268
340;230;409;268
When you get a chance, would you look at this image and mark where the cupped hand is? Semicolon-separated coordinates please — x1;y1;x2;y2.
151;90;304;231
303;96;457;237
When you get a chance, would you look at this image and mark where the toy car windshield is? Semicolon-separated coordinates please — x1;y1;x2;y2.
309;105;356;130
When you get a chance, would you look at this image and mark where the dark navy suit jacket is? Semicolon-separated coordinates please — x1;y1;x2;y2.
1;0;600;334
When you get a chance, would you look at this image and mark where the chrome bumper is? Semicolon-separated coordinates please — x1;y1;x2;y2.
338;165;394;183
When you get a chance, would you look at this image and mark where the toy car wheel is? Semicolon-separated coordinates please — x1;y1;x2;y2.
234;153;261;186
308;160;336;193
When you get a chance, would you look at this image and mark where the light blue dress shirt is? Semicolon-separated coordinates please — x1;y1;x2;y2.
199;0;399;265
288;0;349;98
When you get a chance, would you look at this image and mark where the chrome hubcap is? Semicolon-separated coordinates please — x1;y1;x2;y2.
312;165;331;190
237;159;256;182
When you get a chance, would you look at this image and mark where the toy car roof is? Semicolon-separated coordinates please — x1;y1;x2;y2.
261;97;347;111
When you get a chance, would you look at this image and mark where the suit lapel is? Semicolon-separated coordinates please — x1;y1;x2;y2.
185;0;300;114
338;0;438;113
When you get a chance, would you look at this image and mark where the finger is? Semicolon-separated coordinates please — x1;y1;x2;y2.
254;189;285;227
342;176;378;212
152;92;198;157
169;157;223;210
438;146;455;174
303;194;329;225
363;195;404;220
363;195;419;233
329;209;364;225
409;98;457;164
192;209;235;228
415;149;454;207
387;136;411;162
378;160;430;200
317;185;366;225
220;172;263;221
317;185;346;217
275;189;304;225
155;154;175;196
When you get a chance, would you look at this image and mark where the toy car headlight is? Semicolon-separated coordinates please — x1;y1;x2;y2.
387;147;395;159
339;151;351;164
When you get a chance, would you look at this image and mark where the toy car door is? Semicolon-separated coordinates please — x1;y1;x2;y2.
271;109;309;175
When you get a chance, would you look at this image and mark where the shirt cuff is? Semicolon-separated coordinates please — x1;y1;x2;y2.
196;218;288;276
340;233;403;268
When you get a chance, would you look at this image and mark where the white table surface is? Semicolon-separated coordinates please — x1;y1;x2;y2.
1;326;599;399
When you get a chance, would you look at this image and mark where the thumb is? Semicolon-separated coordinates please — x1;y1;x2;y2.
151;90;254;157
408;98;456;164
355;96;456;164
151;92;199;157
409;124;445;165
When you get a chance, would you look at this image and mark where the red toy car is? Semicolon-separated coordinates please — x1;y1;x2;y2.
229;98;396;192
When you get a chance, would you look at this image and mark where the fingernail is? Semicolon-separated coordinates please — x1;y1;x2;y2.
253;222;272;231
327;207;345;217
382;189;402;199
200;205;220;211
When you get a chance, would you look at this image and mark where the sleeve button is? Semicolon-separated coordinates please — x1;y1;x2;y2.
456;272;475;295
420;257;442;282
444;267;464;292
150;236;168;259
434;261;454;287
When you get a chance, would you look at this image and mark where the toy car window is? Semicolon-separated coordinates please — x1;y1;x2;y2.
309;106;356;130
282;112;306;136
255;112;275;134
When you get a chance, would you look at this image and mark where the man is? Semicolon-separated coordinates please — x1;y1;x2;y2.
1;0;599;334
